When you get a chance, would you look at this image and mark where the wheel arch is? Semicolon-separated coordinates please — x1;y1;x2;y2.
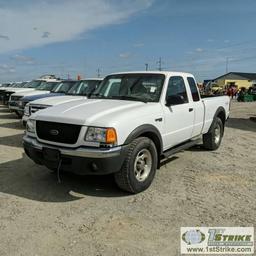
124;124;163;169
209;106;226;132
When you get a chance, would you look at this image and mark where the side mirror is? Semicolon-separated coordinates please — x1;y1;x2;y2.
166;95;185;106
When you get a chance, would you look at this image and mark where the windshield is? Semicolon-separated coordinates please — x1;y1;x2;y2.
26;80;44;88
1;84;10;87
37;81;60;91
20;82;28;87
90;74;165;102
67;80;101;95
12;83;22;88
51;81;77;93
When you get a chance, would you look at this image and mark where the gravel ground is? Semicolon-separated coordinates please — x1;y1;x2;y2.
0;101;255;256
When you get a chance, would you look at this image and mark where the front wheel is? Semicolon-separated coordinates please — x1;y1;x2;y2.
203;117;224;150
114;137;157;194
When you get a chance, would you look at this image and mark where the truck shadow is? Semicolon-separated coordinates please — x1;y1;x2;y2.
0;121;24;130
0;107;10;113
0;153;129;202
226;118;256;132
186;145;204;152
0;133;24;148
0;113;19;120
160;156;179;166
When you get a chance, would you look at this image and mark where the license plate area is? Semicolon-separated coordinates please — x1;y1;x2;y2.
42;148;60;162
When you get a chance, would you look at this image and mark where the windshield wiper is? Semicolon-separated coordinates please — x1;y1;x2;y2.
89;93;106;99
110;95;148;103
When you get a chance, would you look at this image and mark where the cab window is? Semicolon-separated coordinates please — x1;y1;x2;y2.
187;77;200;101
166;76;188;104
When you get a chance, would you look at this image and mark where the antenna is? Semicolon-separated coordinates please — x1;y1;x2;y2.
97;68;101;78
157;57;163;71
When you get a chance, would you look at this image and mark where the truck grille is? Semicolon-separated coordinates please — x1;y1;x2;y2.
36;121;81;144
30;104;49;115
11;96;22;101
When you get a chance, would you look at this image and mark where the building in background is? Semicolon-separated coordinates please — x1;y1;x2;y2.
213;72;256;89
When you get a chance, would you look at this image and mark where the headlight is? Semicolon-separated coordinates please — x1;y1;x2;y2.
23;101;28;107
26;119;36;133
85;127;117;146
18;100;23;107
20;101;28;107
24;105;30;115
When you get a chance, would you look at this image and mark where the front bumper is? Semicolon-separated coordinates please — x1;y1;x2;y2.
9;101;22;110
3;92;13;104
8;101;25;115
22;114;29;126
23;136;128;175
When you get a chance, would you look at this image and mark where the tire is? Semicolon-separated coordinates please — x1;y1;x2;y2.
203;117;224;150
14;110;22;118
114;137;158;194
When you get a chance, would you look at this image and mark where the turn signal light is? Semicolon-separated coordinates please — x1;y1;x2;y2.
106;128;117;144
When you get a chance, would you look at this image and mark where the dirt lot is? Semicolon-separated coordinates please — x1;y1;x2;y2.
0;101;255;256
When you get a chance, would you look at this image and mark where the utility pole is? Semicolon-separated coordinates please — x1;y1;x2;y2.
157;57;162;71
226;57;229;74
145;63;149;71
97;68;101;78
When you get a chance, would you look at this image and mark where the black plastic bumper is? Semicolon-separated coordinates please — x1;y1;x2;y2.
23;136;128;175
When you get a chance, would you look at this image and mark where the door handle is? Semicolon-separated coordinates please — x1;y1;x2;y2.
189;108;194;112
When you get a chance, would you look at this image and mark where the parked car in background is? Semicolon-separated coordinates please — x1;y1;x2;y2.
1;75;60;104
248;85;256;95
0;82;22;103
22;79;103;125
2;82;32;104
9;80;60;117
23;71;230;193
18;80;78;120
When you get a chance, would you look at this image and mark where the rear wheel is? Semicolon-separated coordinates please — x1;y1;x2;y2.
203;117;224;150
114;137;157;194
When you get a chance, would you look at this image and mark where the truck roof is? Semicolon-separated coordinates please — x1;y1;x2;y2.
109;71;194;77
81;78;103;81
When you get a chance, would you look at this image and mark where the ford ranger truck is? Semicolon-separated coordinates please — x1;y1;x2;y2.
23;71;230;194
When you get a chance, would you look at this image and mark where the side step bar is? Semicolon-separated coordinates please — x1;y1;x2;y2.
162;138;201;159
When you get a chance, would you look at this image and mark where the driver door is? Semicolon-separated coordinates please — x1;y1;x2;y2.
162;76;194;150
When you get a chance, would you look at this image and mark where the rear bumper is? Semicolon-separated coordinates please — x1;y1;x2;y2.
23;135;128;175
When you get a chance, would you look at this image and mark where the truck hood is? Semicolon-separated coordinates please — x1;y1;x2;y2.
7;88;35;93
23;93;64;102
35;99;155;126
12;90;51;97
30;95;86;106
0;87;10;91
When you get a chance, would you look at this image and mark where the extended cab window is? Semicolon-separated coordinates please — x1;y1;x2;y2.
166;76;188;104
187;77;200;102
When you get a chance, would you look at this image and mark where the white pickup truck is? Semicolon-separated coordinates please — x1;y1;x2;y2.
22;79;103;125
23;71;230;193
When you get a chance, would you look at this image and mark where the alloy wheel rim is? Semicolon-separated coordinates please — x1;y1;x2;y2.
214;124;221;144
134;149;152;182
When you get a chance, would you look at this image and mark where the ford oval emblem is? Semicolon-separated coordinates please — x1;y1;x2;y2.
50;129;59;136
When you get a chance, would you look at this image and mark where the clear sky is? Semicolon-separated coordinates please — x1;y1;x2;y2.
0;0;256;82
